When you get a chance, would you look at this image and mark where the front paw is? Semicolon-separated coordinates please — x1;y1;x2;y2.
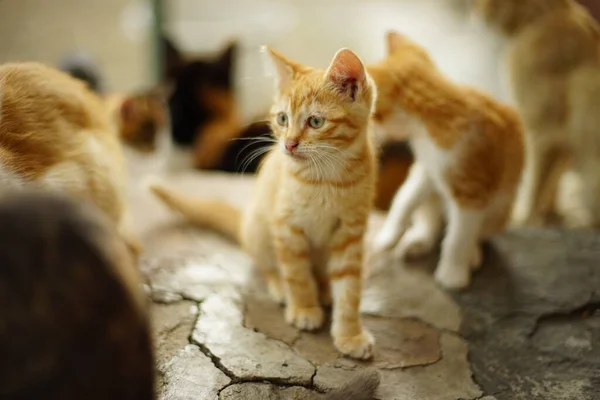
434;262;471;290
334;329;375;360
285;305;324;331
372;225;404;253
395;227;436;260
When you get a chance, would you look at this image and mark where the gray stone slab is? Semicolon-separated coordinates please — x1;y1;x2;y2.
219;383;321;400
455;229;600;400
160;345;231;400
315;333;482;400
192;291;315;385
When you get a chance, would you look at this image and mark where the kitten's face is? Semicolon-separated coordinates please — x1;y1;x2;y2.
368;32;434;143
266;47;374;167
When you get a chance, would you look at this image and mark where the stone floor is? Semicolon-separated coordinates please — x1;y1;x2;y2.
128;168;600;400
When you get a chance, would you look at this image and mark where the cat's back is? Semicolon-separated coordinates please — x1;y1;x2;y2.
0;62;109;137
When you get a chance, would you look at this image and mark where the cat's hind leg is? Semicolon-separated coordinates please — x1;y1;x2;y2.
435;202;484;290
373;163;433;252
512;135;564;226
395;192;444;260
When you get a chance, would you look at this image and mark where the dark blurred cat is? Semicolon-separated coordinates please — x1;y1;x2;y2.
163;35;271;172
0;191;154;400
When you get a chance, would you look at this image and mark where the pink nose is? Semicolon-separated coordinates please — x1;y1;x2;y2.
285;140;299;152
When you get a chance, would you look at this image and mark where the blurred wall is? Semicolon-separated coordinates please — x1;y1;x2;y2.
166;0;506;121
0;0;153;92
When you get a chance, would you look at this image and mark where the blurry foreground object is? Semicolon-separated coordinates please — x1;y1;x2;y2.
473;0;600;228
0;192;154;400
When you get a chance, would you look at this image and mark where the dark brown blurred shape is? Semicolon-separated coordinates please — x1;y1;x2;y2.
375;141;414;211
0;192;153;400
578;0;600;21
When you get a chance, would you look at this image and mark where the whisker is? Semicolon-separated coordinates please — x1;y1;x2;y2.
239;145;273;174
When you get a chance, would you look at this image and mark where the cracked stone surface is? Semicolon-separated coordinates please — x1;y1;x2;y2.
192;291;316;385
219;383;321;400
454;230;600;400
159;345;231;400
128;170;600;400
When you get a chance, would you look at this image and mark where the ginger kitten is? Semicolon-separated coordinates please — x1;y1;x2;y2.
150;47;378;359
0;191;153;399
472;0;600;228
370;32;524;290
0;62;140;255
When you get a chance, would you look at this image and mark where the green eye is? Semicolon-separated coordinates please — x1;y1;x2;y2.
308;116;325;129
276;112;288;127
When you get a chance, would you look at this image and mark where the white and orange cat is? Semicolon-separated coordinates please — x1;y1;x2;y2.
150;47;377;359
472;0;600;228
370;32;524;290
0;62;140;255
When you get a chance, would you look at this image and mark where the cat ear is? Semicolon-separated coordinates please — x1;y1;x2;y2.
325;48;366;101
217;41;237;71
162;34;185;82
262;46;302;87
386;31;406;54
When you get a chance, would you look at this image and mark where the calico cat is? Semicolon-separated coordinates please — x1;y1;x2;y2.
150;46;378;359
163;35;272;172
0;62;140;255
472;0;600;228
0;191;153;399
370;32;524;290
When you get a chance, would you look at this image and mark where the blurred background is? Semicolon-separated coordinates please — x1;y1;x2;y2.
0;0;506;121
1;0;599;120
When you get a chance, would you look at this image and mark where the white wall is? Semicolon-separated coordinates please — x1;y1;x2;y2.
166;0;508;121
0;0;153;92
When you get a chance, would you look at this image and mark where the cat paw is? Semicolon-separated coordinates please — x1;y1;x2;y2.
285;305;324;331
395;228;436;260
334;329;375;360
372;226;403;253
469;245;483;271
434;264;471;290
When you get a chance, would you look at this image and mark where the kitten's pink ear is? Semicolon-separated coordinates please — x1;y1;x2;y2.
325;48;366;101
386;31;406;54
262;46;303;87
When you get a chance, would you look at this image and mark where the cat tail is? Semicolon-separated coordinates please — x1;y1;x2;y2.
321;369;381;400
149;183;240;243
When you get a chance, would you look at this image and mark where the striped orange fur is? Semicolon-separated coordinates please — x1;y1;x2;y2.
150;47;377;359
370;32;524;290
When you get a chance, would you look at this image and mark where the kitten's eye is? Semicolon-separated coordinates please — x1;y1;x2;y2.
276;112;288;127
308;116;325;129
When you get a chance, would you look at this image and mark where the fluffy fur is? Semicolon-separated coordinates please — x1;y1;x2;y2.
150;46;378;359
0;191;153;399
473;0;600;228
370;32;524;290
0;62;140;255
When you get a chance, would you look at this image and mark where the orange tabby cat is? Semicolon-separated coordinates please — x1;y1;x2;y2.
370;32;524;290
472;0;600;228
0;62;140;255
150;47;377;359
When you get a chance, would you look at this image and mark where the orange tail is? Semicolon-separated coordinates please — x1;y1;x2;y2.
149;183;240;243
